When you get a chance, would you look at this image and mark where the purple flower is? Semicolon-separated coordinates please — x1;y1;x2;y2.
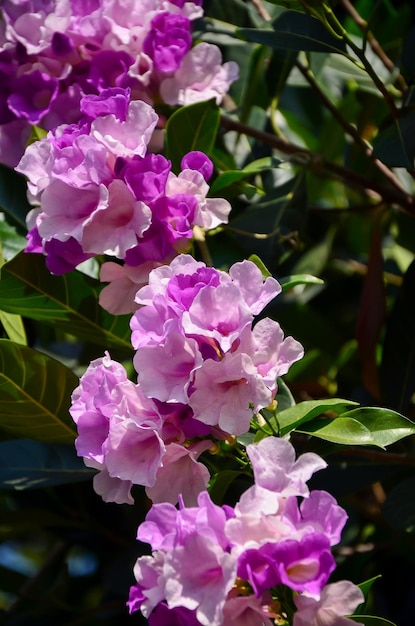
80;87;131;121
70;353;128;464
148;603;200;626
8;70;59;124
237;547;280;597
143;12;192;74
181;151;214;182
267;533;336;595
119;153;171;204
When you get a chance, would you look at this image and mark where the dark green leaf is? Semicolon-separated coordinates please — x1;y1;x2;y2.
0;339;78;443
380;259;415;413
0;164;31;230
351;616;397;626
373;109;415;168
237;11;348;55
0;563;27;592
275;377;296;411
358;575;382;600
275;398;358;436
0;439;94;490
165;99;220;172
209;470;243;505
0;251;132;349
382;475;415;533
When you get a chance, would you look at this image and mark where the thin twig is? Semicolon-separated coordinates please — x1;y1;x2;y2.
7;541;69;615
220;114;415;214
295;60;408;196
322;4;399;118
193;225;213;266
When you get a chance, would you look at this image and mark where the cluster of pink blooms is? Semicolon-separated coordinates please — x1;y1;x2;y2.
69;254;304;505
16;87;231;309
0;0;238;167
127;436;364;626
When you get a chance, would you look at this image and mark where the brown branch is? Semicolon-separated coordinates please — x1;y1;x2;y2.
220;114;415;214
334;446;415;466
250;0;272;22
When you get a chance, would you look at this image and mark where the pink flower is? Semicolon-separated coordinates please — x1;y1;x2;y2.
99;260;161;315
90;99;158;158
189;352;272;435
81;179;152;257
282;491;348;547
164;533;237;626
160;42;239;105
246;437;327;499
222;595;274;626
92;468;134;505
293;581;364;626
145;441;211;506
70;352;128;464
133;332;202;403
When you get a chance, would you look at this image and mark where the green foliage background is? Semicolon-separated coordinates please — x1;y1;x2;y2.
2;0;415;624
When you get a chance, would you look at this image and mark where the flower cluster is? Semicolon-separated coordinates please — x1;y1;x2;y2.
128;436;364;626
69;254;304;506
0;0;238;167
16;87;231;296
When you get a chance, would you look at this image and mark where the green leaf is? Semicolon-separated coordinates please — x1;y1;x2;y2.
279;274;324;291
210;170;250;194
358;575;382;600
237;11;348;55
0;219;27;261
248;254;272;278
0;310;27;345
275;398;359;436
0;339;78;443
0;252;132;349
275;377;296;411
165;99;220;172
0;439;94;490
382;475;415;533
339;407;415;448
296;416;375;446
210;157;282;194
